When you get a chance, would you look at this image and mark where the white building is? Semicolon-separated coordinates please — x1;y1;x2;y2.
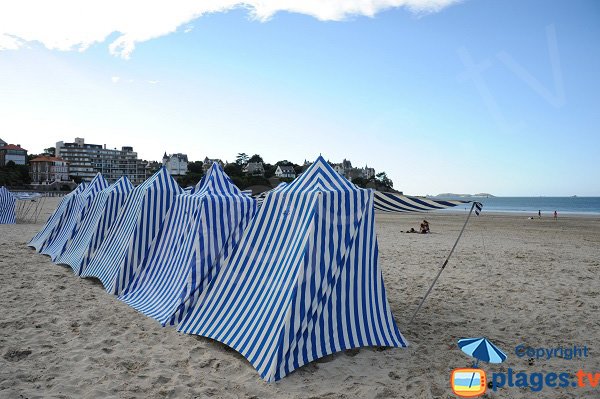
55;137;148;185
363;165;375;179
162;152;188;176
275;165;296;179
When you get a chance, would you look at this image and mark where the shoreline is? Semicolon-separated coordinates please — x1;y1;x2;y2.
434;209;600;218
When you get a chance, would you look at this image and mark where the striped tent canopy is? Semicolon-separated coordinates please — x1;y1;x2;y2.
119;163;257;326
55;177;133;275
28;182;88;251
373;192;468;213
81;167;182;295
178;156;407;382
0;186;16;224
40;173;109;260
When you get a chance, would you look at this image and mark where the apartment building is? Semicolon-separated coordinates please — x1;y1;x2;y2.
55;138;148;185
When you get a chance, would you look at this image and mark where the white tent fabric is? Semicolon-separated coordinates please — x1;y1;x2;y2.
81;168;182;295
119;164;257;326
0;186;16;224
177;156;407;382
40;173;109;260
55;177;133;275
28;183;87;251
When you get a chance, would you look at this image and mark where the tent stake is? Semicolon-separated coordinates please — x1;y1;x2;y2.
409;201;477;324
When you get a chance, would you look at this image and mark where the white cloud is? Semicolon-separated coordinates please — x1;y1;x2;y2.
0;1;459;58
148;80;159;84
111;76;120;83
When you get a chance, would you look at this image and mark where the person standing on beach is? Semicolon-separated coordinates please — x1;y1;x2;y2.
554;210;558;220
538;210;541;218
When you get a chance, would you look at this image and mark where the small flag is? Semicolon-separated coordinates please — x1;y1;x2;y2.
474;202;483;216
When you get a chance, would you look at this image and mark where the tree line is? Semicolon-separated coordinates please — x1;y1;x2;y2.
177;152;395;192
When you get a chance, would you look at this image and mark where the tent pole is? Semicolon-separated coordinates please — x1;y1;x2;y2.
409;201;476;324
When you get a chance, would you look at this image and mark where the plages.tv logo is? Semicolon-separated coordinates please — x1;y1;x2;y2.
450;337;507;398
451;368;487;397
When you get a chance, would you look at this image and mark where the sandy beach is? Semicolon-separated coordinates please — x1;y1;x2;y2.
1;197;599;398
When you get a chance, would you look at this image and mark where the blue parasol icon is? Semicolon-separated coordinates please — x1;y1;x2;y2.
458;337;507;388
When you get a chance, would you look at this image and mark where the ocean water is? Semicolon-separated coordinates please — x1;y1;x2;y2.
436;197;600;215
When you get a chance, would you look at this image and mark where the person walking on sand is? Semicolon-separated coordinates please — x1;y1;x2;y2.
554;210;558;220
538;210;541;218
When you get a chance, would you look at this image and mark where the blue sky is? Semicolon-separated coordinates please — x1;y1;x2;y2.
1;0;599;195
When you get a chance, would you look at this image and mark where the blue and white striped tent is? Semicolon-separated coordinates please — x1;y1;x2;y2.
28;182;87;251
119;164;257;326
40;173;109;260
178;156;407;382
373;192;467;213
0;186;16;224
81;167;182;295
55;177;133;275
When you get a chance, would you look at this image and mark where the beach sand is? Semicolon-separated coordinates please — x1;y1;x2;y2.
1;198;599;398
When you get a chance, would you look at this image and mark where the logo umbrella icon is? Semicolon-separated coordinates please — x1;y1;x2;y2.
458;337;507;389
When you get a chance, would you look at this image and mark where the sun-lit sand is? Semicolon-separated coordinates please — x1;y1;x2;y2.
1;198;599;398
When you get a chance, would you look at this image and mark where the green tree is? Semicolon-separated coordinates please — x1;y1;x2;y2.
230;175;270;190
224;162;243;177
43;147;56;156
375;172;394;189
0;161;31;186
248;154;263;163
275;160;293;166
352;177;368;188
263;163;276;178
187;161;204;174
174;160;206;187
236;153;249;165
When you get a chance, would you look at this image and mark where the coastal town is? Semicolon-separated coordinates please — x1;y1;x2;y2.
0;137;396;193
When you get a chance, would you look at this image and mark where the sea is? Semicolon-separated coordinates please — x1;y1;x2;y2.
434;197;600;216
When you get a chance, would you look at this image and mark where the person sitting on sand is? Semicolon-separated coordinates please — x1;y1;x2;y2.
420;220;430;234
